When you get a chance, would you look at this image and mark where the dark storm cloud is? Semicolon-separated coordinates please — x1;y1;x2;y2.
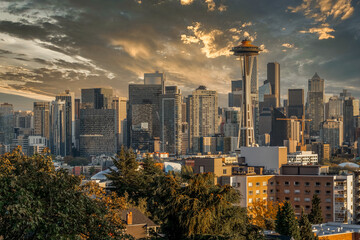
0;0;359;108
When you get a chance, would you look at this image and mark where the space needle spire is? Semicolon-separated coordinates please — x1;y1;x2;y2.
231;39;262;147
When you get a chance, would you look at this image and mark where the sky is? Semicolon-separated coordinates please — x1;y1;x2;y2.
0;0;359;110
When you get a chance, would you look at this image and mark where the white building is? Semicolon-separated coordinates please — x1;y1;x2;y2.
287;151;318;165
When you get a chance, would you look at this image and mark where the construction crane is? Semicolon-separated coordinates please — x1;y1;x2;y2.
276;116;312;149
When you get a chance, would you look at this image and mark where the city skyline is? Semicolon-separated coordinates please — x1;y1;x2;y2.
0;0;359;110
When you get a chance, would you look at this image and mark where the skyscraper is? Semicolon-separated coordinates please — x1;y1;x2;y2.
81;88;113;109
321;119;343;152
33;102;50;140
287;89;304;119
160;86;182;155
0;103;14;145
112;97;128;149
188;86;218;152
307;73;325;135
267;62;280;107
343;97;359;143
325;96;343;120
49;100;66;156
228;80;242;107
56;90;75;156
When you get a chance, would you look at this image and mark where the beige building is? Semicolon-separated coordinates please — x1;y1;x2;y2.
321;118;343;152
112;97;128;149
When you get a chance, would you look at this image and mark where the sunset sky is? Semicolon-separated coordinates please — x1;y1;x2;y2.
0;0;359;110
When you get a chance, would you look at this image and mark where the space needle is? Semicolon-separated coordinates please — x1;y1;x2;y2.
231;39;262;147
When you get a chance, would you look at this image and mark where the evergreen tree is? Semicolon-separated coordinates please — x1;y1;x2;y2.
299;209;318;240
275;201;300;240
309;194;323;224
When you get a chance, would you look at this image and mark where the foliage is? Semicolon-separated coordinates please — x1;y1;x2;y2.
299;209;318;240
309;194;323;224
248;200;283;230
275;201;300;240
0;147;128;240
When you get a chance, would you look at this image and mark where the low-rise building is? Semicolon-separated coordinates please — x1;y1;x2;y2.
287;151;318;165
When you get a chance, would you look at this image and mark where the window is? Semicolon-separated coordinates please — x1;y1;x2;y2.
248;182;253;187
315;182;321;186
223;169;227;174
326;190;331;195
326;198;331;203
305;198;311;202
199;166;205;173
256;190;260;195
284;189;290;194
263;190;267;194
270;197;274;201
270;182;274;186
326;214;331;219
305;205;310;209
294;181;300;186
295;190;300;194
263;197;267;201
256;182;260;187
237;183;240;187
295;205;300;209
285;181;290;186
270;189;274;193
305;190;311;195
276;181;280;185
285;197;290;201
305;182;310;186
249;198;253;203
315;190;321;194
249;191;253;195
294;197;300;202
326;182;331;187
263;182;267;186
256;198;260;202
326;206;331;210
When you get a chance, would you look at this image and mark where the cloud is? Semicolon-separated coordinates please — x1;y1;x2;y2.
289;0;354;39
180;0;194;5
282;43;295;48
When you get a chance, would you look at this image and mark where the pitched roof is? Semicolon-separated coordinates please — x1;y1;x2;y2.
120;207;158;227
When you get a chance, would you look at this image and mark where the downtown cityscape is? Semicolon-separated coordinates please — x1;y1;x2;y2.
1;0;360;239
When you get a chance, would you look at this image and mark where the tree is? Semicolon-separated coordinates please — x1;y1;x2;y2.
309;194;323;224
0;147;129;239
275;201;300;240
299;209;318;240
248;200;283;230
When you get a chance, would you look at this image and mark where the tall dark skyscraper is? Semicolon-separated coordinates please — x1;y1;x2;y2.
307;73;325;135
0;103;14;145
287;89;304;119
228;80;242;107
81;88;114;109
344;97;359;143
267;62;280;107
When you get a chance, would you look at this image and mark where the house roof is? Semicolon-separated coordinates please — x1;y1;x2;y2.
120;207;158;227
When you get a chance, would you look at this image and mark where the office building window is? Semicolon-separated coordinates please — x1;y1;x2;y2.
223;169;227;174
285;181;290;186
249;191;253;195
305;182;310;186
295;190;300;194
284;189;290;194
263;182;267;186
256;182;260;186
249;198;253;203
294;181;300;186
199;166;204;173
256;190;260;195
315;182;321;186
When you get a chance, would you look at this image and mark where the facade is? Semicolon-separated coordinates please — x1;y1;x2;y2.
81;88;113;109
160;86;182;155
326;96;343;120
343;97;359;143
28;136;47;155
0;103;14;144
287;89;304;119
228;80;242;107
14;111;33;129
112;97;128;149
193;157;232;184
56;90;75;156
270;108;290;146
223;107;241;137
287;151;318;165
33;102;50;140
307;73;325;135
79;109;116;157
49;100;66;156
267;62;280;108
321;118;343;152
188;86;218;152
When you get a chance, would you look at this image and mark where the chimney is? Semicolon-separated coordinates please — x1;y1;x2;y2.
126;211;133;225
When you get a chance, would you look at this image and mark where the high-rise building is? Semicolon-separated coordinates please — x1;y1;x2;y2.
56;90;75;156
188;86;218;152
228;80;242;107
160;86;182;155
223;107;241;138
14;111;33;129
0;103;14;144
49;100;66;156
81;88;113;109
79;109;116;157
307;73;325;135
112;97;128;149
144;71;165;92
343;97;359;143
33;102;50;140
128;72;164;151
325;96;343;120
267;62;280;107
270;108;290;146
288;89;304;119
321;119;343;152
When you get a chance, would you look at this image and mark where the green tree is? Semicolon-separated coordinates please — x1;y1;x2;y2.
299;209;317;240
309;194;323;224
275;201;300;240
0;147;128;239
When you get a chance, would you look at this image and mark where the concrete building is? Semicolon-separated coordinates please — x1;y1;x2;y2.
270;108;290;146
33;102;50;140
267;62;280;107
188;86;218;152
223;107;241;137
228;80;242;107
28;136;47;155
112;97;128;149
193;157;232;184
307;73;325;135
311;142;330;161
56;90;75;156
240;146;288;174
81;88;113;109
287;151;318;165
326;96;343;120
343;97;359;143
14;110;33;129
79;109;116;157
287;89;304;119
0;103;14;144
160;86;182;155
321;118;343;152
49;100;66;156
